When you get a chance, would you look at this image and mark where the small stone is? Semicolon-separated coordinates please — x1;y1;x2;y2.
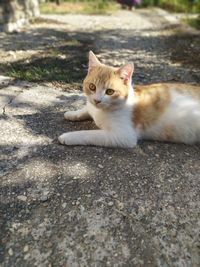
98;164;104;169
8;248;13;256
62;203;67;208
108;201;114;207
58;54;66;59
116;201;124;210
8;51;16;58
24;253;30;260
40;195;48;202
17;195;27;201
43;190;49;196
23;245;29;252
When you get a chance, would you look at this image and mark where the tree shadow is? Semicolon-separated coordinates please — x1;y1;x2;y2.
0;25;199;84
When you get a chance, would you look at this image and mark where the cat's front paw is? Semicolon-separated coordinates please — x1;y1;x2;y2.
58;133;72;145
64;111;79;121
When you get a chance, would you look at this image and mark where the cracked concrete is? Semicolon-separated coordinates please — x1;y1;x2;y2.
0;8;200;267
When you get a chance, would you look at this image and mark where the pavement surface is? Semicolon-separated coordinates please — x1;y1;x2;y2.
0;8;200;267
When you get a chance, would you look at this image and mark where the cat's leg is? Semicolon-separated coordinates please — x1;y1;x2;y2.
58;129;137;148
64;106;91;121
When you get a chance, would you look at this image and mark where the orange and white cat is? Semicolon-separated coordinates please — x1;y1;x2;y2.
58;51;200;147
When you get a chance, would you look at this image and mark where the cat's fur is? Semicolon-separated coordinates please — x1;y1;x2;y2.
58;51;200;147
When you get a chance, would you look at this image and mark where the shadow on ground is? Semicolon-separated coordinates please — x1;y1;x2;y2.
1;83;200;266
0;23;199;84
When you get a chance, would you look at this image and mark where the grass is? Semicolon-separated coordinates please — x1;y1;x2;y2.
2;39;90;83
40;1;118;15
8;66;69;82
184;16;200;30
142;0;200;13
141;0;200;30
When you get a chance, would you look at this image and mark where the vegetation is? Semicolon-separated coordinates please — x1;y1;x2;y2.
142;0;200;29
42;0;200;14
4;0;199;82
3;39;89;83
142;0;200;13
40;0;200;29
184;15;200;30
40;0;117;15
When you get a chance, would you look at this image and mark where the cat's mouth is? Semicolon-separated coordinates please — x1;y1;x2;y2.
90;99;103;108
94;102;105;109
92;100;122;110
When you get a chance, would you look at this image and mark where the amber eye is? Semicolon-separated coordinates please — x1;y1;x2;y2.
89;83;96;91
106;89;115;95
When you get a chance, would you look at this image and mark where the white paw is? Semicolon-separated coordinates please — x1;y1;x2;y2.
64;111;79;121
58;133;73;145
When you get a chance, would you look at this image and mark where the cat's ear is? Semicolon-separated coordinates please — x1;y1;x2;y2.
88;51;101;73
117;63;134;84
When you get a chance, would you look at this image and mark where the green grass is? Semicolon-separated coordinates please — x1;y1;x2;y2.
184;16;200;30
142;0;200;13
40;1;117;15
2;38;90;83
8;66;70;82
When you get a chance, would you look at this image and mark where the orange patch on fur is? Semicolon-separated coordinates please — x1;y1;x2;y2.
133;84;171;130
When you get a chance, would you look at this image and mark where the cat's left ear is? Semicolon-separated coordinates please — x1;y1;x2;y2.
117;63;134;84
88;51;101;73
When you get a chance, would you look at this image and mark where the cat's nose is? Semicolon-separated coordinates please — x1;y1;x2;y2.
94;99;101;104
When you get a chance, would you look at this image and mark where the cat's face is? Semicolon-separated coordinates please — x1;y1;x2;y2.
83;51;134;110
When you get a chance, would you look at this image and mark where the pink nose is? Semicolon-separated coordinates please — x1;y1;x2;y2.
94;99;101;104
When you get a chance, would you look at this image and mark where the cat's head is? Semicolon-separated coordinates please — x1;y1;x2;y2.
83;51;134;110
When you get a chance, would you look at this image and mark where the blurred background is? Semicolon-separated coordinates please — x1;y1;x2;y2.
0;0;199;85
39;0;200;16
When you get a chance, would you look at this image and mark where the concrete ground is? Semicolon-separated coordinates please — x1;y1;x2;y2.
0;8;200;267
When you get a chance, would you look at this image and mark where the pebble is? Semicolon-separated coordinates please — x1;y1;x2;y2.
23;245;29;252
8;51;16;58
17;195;27;201
98;164;104;169
40;195;48;202
24;253;30;260
8;248;13;256
108;201;114;207
62;203;67;208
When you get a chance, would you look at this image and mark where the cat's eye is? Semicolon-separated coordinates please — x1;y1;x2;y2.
89;83;96;91
106;88;115;95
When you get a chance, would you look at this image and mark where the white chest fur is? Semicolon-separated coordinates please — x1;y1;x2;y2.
88;100;138;135
87;102;111;129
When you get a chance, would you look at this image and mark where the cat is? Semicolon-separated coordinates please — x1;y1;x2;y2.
58;51;200;148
